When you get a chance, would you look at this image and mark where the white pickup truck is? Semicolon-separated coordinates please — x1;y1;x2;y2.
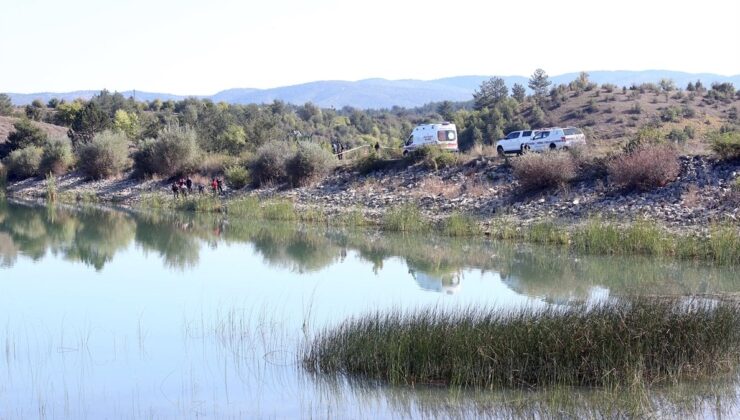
495;130;538;155
496;127;586;154
526;127;587;151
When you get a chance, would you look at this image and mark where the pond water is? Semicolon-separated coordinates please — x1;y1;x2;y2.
1;199;739;418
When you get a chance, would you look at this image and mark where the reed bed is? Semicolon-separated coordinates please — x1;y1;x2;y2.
303;297;740;389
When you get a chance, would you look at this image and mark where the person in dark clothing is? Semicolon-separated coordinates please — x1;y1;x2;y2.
171;183;180;198
338;143;344;160
374;142;380;153
216;178;223;194
198;184;205;194
186;177;193;192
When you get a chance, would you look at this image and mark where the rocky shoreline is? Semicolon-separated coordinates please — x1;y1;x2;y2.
5;155;739;235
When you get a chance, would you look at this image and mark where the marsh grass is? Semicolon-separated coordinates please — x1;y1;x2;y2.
175;194;224;212
382;204;430;232
338;208;368;227
526;220;569;245
45;172;57;202
441;212;480;237
227;196;261;216
262;200;298;221
303;297;740;389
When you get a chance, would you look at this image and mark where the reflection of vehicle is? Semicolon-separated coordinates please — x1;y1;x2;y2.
409;269;461;295
403;122;458;155
495;130;538;155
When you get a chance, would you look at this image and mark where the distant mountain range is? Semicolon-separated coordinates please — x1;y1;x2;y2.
6;71;740;109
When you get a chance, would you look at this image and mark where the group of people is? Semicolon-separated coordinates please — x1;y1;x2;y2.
171;176;223;198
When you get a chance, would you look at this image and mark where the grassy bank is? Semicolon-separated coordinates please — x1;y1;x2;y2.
303;297;740;389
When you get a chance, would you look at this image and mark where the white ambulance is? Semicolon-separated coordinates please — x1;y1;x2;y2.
403;122;458;155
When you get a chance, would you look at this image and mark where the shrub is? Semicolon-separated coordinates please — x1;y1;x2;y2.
249;140;294;187
40;136;74;175
607;145;680;191
4;146;43;179
6;118;48;152
666;128;688;143
355;152;392;174
709;131;740;160
286;141;335;187
660;106;683;122
623;126;663;154
406;146;459;171
76;130;131;179
224;165;249;189
511;151;576;191
133;125;200;177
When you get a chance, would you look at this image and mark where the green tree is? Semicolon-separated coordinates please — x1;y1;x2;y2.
113;109;140;140
659;79;676;92
473;77;508;110
47;98;60;108
528;68;551;100
70;102;110;144
436;101;455;121
0;94;13;116
54;101;83;126
215;124;247;154
511;84;526;102
25;104;42;121
6;119;48;151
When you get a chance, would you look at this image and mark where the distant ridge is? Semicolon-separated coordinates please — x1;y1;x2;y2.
6;71;740;109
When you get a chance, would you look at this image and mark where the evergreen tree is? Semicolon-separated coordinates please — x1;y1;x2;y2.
6;119;48;151
511;84;526;102
473;77;508;110
528;68;551;99
0;93;13;116
69;102;110;144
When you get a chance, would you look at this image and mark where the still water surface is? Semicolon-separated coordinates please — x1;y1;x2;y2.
1;200;738;418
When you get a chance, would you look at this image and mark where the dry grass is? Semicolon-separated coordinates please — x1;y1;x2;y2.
607;145;680;191
414;177;459;198
682;184;701;208
511;151;577;192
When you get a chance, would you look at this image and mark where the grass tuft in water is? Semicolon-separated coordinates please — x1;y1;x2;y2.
303;297;740;389
45;172;57;202
382;204;429;232
262;200;298;221
441;212;480;237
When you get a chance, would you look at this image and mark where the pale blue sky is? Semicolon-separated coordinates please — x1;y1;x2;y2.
1;0;738;94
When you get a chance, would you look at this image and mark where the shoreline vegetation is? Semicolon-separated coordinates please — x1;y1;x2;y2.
3;190;740;264
133;193;740;265
302;297;740;389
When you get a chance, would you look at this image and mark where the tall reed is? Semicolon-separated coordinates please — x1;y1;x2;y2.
303;297;740;389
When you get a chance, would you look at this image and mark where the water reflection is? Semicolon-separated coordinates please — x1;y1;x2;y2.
1;199;738;299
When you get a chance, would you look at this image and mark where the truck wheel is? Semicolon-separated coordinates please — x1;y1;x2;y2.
402;150;409;157
521;144;531;154
497;146;504;156
549;143;557;150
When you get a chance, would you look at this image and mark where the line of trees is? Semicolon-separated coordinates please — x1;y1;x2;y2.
1;70;737;185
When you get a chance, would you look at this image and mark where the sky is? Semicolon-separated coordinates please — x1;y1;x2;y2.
1;0;738;94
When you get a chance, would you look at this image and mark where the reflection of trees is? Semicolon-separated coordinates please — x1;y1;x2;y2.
0;232;18;267
2;199;738;296
0;201;134;270
62;209;135;270
135;212;201;270
494;245;740;299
